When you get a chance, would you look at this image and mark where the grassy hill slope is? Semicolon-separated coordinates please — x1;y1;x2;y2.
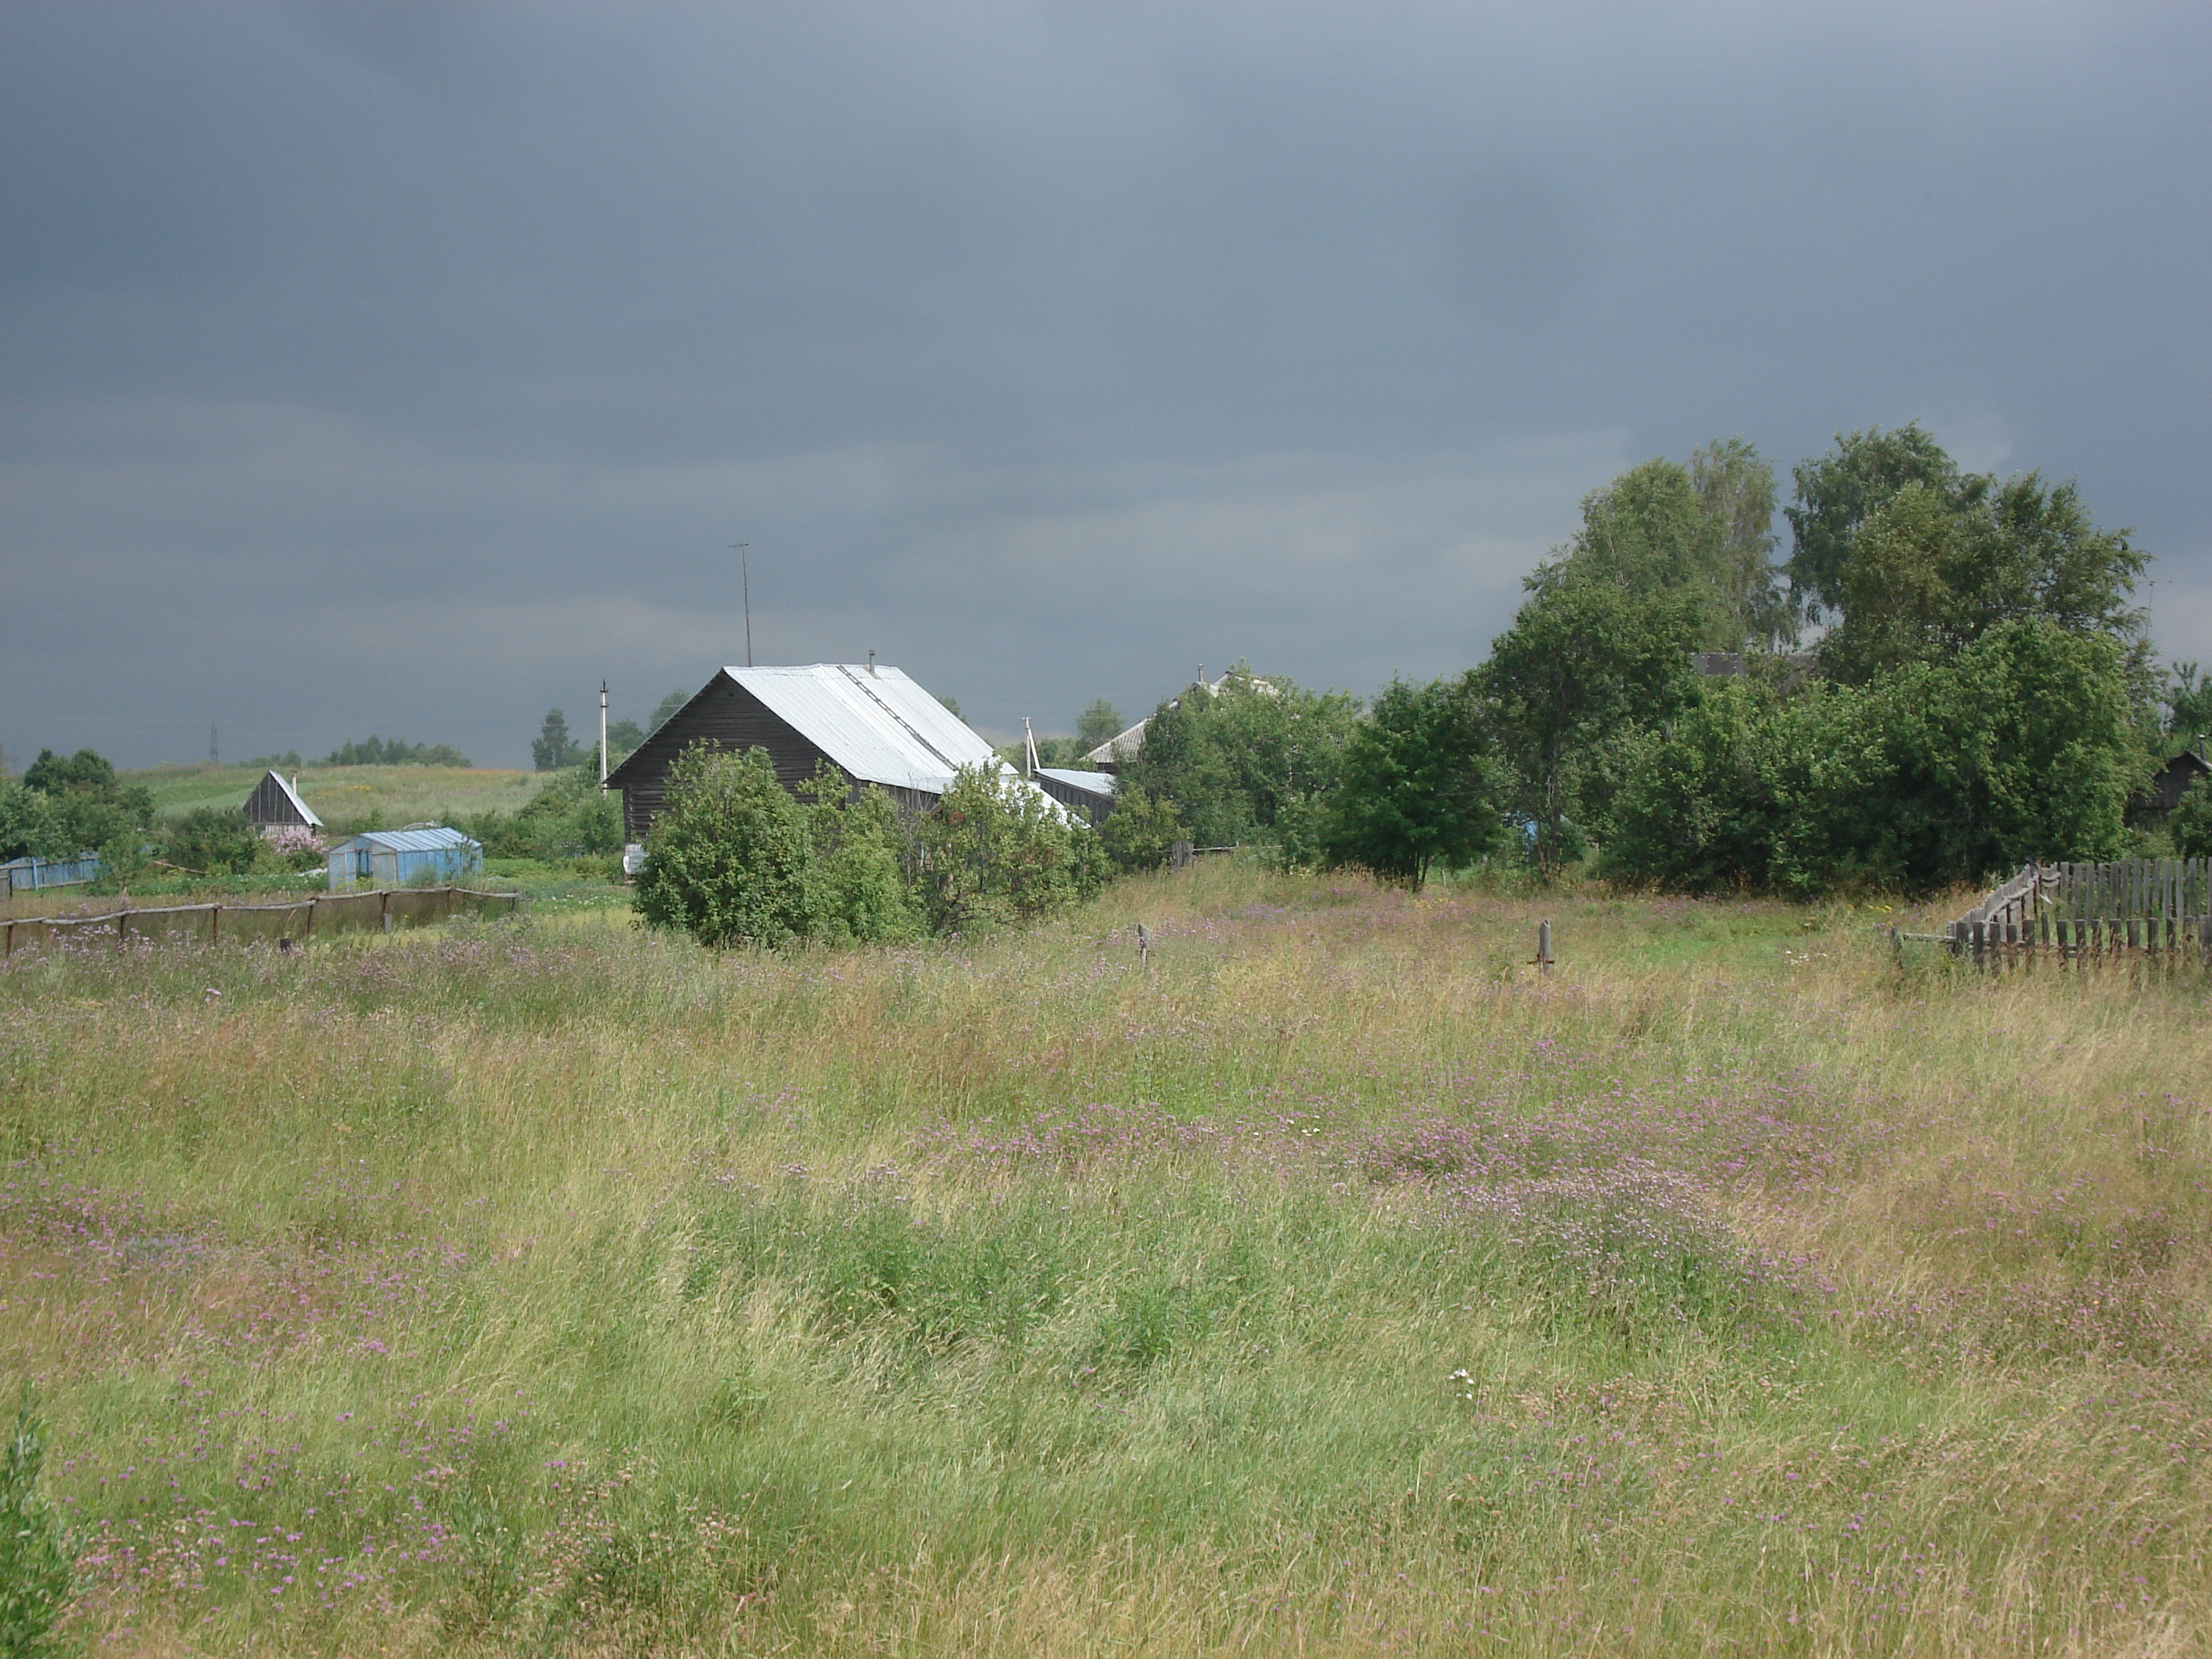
124;762;553;831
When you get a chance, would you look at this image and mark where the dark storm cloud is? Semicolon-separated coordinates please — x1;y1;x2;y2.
2;2;2207;766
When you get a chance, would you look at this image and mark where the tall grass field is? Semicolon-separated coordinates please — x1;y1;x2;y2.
4;866;2210;1654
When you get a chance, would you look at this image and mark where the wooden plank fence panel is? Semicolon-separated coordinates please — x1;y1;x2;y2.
1946;858;2212;969
0;887;522;961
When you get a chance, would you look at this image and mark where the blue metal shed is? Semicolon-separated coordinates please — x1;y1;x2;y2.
325;826;482;889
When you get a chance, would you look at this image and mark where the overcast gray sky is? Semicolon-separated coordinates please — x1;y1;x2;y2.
3;2;2207;768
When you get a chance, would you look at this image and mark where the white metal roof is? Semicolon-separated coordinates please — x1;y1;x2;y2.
1036;767;1117;799
339;826;479;852
724;663;1005;797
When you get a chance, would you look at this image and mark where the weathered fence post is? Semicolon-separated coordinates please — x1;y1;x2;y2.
1536;921;1554;974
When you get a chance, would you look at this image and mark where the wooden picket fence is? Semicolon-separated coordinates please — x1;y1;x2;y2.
0;886;524;960
1935;859;2212;965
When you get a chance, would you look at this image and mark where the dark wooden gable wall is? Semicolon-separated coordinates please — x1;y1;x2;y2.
609;673;840;843
2137;752;2212;821
243;773;311;827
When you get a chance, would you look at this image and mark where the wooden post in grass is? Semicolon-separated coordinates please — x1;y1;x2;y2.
1536;921;1553;975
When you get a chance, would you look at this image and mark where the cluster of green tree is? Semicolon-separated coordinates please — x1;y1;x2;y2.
637;748;1108;947
1613;432;2152;890
244;750;304;771
1475;425;2161;892
320;736;472;767
0;746;322;883
461;762;622;864
535;690;689;774
1110;426;2173;896
1113;669;1361;854
1101;668;1503;890
0;749;156;865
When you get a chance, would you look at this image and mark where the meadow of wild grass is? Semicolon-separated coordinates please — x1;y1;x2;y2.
5;863;2212;1655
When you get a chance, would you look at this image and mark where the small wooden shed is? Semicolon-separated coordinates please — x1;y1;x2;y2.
2131;749;2212;823
243;770;323;830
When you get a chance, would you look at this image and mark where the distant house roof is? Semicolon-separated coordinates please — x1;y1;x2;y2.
336;825;480;853
244;768;323;828
2134;749;2212;820
1085;720;1151;769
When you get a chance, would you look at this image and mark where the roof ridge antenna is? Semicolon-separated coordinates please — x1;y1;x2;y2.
731;541;753;667
831;663;961;773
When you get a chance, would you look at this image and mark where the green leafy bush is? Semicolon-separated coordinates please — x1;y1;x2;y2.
0;1390;79;1658
0;786;54;863
2170;776;2212;860
636;750;1097;948
1116;665;1359;850
1097;784;1186;873
1605;620;2141;894
467;766;622;863
1314;675;1505;888
163;806;262;877
635;747;823;948
908;764;1108;933
5;749;155;870
798;771;922;945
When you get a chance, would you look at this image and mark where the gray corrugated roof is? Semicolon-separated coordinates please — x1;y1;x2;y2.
1036;767;1117;798
342;826;480;852
1086;719;1150;767
725;664;1005;796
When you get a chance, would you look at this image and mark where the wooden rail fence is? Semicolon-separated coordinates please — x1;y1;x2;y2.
1;886;524;960
1930;859;2212;964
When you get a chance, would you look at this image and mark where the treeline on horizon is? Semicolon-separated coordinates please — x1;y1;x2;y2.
1104;423;2212;897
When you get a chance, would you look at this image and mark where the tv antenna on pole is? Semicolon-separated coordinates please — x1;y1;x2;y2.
731;542;753;666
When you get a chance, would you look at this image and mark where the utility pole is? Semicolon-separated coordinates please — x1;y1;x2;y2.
599;681;609;788
1023;717;1039;778
731;542;753;667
